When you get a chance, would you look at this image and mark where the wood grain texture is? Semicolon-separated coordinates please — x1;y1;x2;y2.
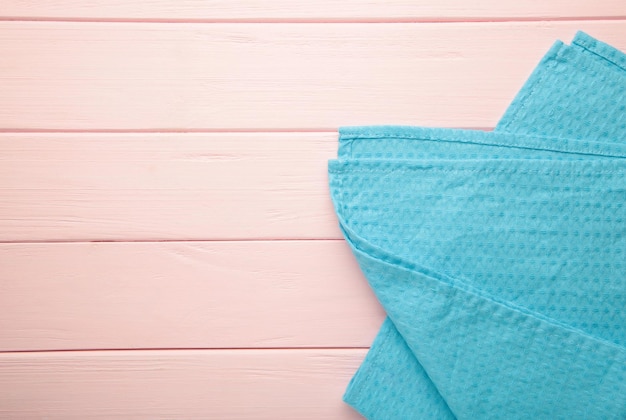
1;21;625;130
3;4;625;418
0;133;342;241
0;240;384;351
1;0;624;21
0;349;366;419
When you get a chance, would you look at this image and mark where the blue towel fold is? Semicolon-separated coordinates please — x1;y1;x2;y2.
330;32;626;419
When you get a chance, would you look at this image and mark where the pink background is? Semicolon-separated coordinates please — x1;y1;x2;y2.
1;2;625;418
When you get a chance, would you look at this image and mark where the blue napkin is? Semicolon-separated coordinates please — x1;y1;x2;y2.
330;32;626;419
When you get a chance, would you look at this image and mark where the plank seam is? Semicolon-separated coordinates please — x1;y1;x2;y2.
0;16;625;23
0;347;370;355
0;238;346;244
0;128;341;134
0;127;494;134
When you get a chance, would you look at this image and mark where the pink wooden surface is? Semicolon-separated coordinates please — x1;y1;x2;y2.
0;21;625;131
0;241;383;351
0;349;366;419
0;133;340;241
0;3;625;419
1;0;624;21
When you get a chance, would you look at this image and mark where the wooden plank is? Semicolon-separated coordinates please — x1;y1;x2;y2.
0;240;384;351
0;348;366;419
1;21;625;130
0;0;624;21
0;133;343;241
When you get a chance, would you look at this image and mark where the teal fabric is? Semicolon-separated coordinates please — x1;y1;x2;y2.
329;32;626;419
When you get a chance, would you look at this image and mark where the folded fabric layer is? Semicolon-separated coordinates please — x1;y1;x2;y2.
498;32;626;140
331;31;626;419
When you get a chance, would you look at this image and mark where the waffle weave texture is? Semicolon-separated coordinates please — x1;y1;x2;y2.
329;32;626;419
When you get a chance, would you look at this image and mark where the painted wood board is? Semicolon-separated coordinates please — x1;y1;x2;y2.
1;0;624;21
0;348;366;419
1;21;625;130
0;240;384;351
0;133;343;241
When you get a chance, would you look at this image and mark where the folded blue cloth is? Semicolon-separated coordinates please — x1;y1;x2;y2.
330;32;626;419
